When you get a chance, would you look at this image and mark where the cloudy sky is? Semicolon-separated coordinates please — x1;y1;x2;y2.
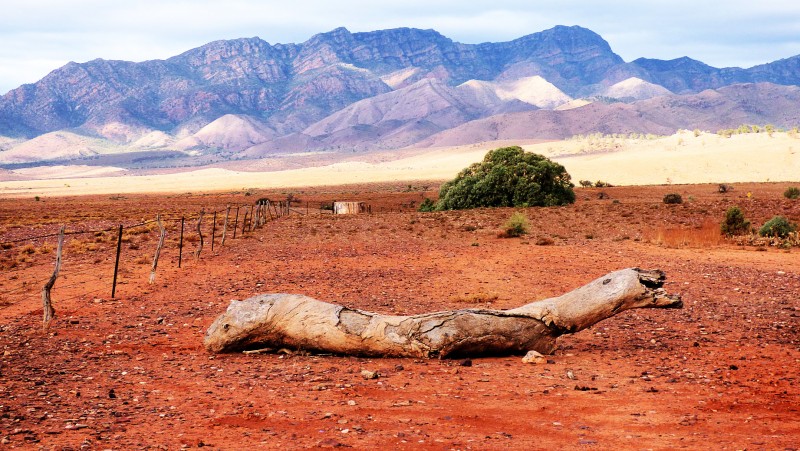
2;0;799;94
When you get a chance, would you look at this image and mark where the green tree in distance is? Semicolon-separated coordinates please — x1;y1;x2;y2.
435;146;575;210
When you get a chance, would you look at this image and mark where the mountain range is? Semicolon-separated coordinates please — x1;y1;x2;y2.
1;25;799;167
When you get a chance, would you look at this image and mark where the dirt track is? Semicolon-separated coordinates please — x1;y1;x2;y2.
1;183;799;449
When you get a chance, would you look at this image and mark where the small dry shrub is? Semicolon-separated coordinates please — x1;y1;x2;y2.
449;291;499;304
498;212;530;238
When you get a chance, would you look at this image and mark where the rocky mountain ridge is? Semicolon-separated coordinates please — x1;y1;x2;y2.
1;25;799;166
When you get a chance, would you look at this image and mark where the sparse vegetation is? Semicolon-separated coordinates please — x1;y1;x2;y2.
718;184;733;193
435;146;575;210
720;206;750;236
579;180;593;188
717;124;787;138
499;212;530;238
663;193;683;204
418;198;436;212
594;180;613;188
758;216;797;238
784;187;800;199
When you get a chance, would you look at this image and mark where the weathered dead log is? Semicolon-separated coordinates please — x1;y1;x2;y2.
204;268;682;358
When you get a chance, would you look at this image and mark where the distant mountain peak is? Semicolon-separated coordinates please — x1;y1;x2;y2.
1;24;800;165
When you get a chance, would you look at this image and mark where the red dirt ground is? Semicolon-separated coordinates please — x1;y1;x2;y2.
1;182;799;450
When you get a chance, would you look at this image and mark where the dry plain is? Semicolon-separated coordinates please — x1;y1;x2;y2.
1;178;799;449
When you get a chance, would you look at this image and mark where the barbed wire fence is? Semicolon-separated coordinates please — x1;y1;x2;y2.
0;197;360;330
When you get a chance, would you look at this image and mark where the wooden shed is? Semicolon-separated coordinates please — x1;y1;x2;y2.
333;201;368;215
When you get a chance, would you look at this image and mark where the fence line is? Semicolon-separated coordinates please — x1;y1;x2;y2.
2;198;378;324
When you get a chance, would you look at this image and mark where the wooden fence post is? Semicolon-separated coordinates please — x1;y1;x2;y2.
178;217;185;268
149;215;166;284
211;211;217;252
233;206;240;239
111;224;123;299
221;205;230;246
241;207;249;235
42;226;65;330
195;210;205;259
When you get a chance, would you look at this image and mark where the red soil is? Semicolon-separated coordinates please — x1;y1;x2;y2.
1;183;799;450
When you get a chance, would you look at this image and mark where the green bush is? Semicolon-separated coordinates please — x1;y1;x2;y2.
758;216;797;238
435;146;575;210
663;193;683;204
720;206;750;236
784;187;800;199
418;198;436;212
501;212;530;238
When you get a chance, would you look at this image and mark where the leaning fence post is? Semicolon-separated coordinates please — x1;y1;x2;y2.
111;224;123;299
233;206;240;239
221;205;230;246
42;226;65;330
195;210;205;259
149;215;166;284
178;217;185;268
211;211;217;252
241;207;249;235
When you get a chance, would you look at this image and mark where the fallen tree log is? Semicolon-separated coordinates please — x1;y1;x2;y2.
204;268;682;358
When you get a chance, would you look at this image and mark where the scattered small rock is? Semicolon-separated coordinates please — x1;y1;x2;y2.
360;370;378;380
574;385;597;391
317;438;345;448
521;350;545;364
566;370;576;380
459;359;472;367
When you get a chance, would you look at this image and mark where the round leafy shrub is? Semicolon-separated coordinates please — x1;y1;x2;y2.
663;193;683;204
435;146;575;210
720;206;750;236
758;216;797;238
418;198;436;212
500;212;530;238
784;187;800;199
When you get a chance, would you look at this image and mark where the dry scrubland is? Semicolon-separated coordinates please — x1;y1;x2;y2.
1;182;799;449
1;131;799;197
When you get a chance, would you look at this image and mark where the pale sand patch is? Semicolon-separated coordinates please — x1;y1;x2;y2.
0;132;798;197
12;165;128;179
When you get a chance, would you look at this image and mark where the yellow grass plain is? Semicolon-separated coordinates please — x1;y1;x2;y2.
1;131;798;197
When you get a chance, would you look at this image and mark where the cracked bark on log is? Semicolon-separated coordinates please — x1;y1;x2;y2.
204;268;682;358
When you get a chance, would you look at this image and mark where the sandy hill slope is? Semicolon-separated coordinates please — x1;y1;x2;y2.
458;76;572;109
0;131;121;164
2;132;798;197
175;114;277;152
597;77;673;100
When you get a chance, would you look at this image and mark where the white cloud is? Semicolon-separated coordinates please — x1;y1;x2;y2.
1;0;799;93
